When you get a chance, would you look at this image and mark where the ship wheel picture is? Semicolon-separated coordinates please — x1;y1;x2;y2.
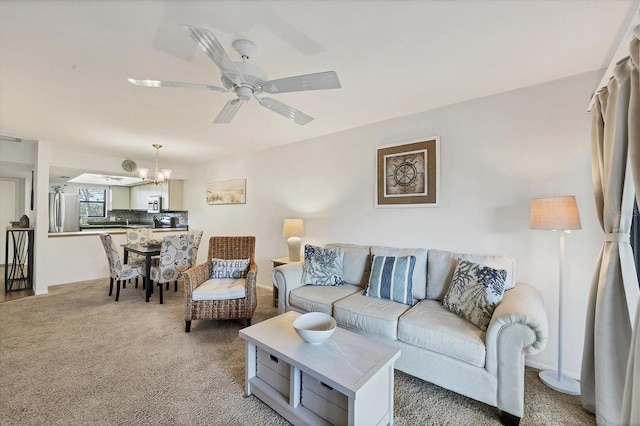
392;161;419;187
376;137;439;207
385;152;426;196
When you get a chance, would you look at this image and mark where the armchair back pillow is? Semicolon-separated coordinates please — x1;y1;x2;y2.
211;258;250;279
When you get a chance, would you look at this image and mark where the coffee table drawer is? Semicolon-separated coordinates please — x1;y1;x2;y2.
257;348;290;378
256;348;290;398
301;387;348;425
302;372;348;410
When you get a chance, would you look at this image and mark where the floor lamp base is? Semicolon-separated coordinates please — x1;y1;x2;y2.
539;370;580;395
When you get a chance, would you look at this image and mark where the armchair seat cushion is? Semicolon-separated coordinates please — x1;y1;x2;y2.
398;299;486;367
289;284;361;314
192;278;246;301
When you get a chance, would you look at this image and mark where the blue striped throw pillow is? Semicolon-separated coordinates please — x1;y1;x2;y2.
364;255;416;305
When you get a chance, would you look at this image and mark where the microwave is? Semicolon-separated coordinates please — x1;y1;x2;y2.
147;196;162;213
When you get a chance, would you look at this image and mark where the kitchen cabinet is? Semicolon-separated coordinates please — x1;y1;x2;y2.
110;186;130;210
163;180;183;211
129;180;183;211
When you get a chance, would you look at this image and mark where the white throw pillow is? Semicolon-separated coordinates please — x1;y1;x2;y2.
210;258;249;279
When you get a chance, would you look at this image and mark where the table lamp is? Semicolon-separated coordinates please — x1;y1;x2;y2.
282;219;305;261
530;195;582;395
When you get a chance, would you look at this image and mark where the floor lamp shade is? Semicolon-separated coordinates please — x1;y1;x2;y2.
530;195;581;395
530;196;582;231
283;219;305;262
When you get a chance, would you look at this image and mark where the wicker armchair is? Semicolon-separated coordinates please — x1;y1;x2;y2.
182;236;257;332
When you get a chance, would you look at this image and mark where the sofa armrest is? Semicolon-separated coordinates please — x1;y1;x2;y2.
183;261;213;299
272;262;304;314
485;282;549;417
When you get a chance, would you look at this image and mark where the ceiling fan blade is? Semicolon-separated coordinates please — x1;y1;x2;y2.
258;71;341;94
128;79;228;92
214;99;244;124
180;24;245;87
255;96;314;126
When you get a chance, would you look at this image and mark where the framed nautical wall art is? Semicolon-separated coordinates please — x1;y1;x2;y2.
375;136;439;207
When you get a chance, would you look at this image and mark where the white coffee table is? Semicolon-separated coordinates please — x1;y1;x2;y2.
239;311;401;426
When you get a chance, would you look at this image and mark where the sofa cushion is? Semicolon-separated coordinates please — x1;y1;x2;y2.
210;258;249;279
301;244;344;286
192;278;246;301
326;243;371;287
289;284;361;315
427;249;516;300
333;290;411;340
371;246;428;300
442;260;507;331
398;299;487;367
364;255;415;305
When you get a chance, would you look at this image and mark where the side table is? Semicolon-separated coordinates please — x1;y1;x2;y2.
271;257;295;307
5;227;34;292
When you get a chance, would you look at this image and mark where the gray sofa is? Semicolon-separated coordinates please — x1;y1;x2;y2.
272;243;548;425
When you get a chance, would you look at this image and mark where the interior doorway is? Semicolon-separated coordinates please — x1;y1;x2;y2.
0;178;19;266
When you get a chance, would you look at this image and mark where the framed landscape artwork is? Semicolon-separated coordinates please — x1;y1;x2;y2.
375;136;439;207
206;178;246;205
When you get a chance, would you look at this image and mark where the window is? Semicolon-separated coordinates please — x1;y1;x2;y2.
79;188;106;217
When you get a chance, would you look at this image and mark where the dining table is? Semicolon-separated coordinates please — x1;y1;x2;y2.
122;243;161;303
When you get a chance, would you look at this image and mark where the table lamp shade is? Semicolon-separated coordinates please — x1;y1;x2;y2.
282;219;305;237
530;196;582;231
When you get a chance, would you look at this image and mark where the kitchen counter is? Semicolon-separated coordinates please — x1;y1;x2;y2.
48;227;188;238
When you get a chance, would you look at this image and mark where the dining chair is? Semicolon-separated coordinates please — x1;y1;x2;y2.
125;228;153;264
99;233;145;301
149;234;196;304
182;236;257;332
187;228;204;265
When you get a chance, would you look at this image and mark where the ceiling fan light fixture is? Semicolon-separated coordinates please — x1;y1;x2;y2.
130;24;341;126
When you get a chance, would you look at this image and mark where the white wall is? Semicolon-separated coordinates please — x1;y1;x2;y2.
183;70;603;379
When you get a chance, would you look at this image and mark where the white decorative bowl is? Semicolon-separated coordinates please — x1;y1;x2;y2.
293;312;337;344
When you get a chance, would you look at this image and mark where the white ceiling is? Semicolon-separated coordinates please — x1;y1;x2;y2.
0;0;637;168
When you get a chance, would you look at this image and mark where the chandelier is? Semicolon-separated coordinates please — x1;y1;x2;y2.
138;144;172;185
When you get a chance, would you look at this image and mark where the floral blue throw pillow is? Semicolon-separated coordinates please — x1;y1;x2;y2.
301;244;344;286
441;260;507;331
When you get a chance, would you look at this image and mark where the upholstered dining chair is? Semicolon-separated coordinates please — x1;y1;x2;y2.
125;228;152;264
187;229;204;263
149;234;196;304
99;233;145;301
182;236;257;332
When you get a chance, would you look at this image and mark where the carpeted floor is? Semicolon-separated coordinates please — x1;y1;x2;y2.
0;278;595;425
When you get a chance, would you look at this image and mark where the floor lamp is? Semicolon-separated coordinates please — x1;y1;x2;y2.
530;195;582;395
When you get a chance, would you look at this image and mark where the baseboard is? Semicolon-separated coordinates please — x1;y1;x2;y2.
257;283;272;290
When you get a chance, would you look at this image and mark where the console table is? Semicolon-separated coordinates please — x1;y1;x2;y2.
4;227;34;292
240;311;400;425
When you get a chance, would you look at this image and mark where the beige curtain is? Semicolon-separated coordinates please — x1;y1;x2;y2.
622;28;640;426
581;28;640;425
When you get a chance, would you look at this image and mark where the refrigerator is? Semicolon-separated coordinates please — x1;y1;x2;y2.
49;193;80;233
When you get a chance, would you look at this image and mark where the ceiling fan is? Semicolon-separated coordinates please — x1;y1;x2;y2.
128;24;341;126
